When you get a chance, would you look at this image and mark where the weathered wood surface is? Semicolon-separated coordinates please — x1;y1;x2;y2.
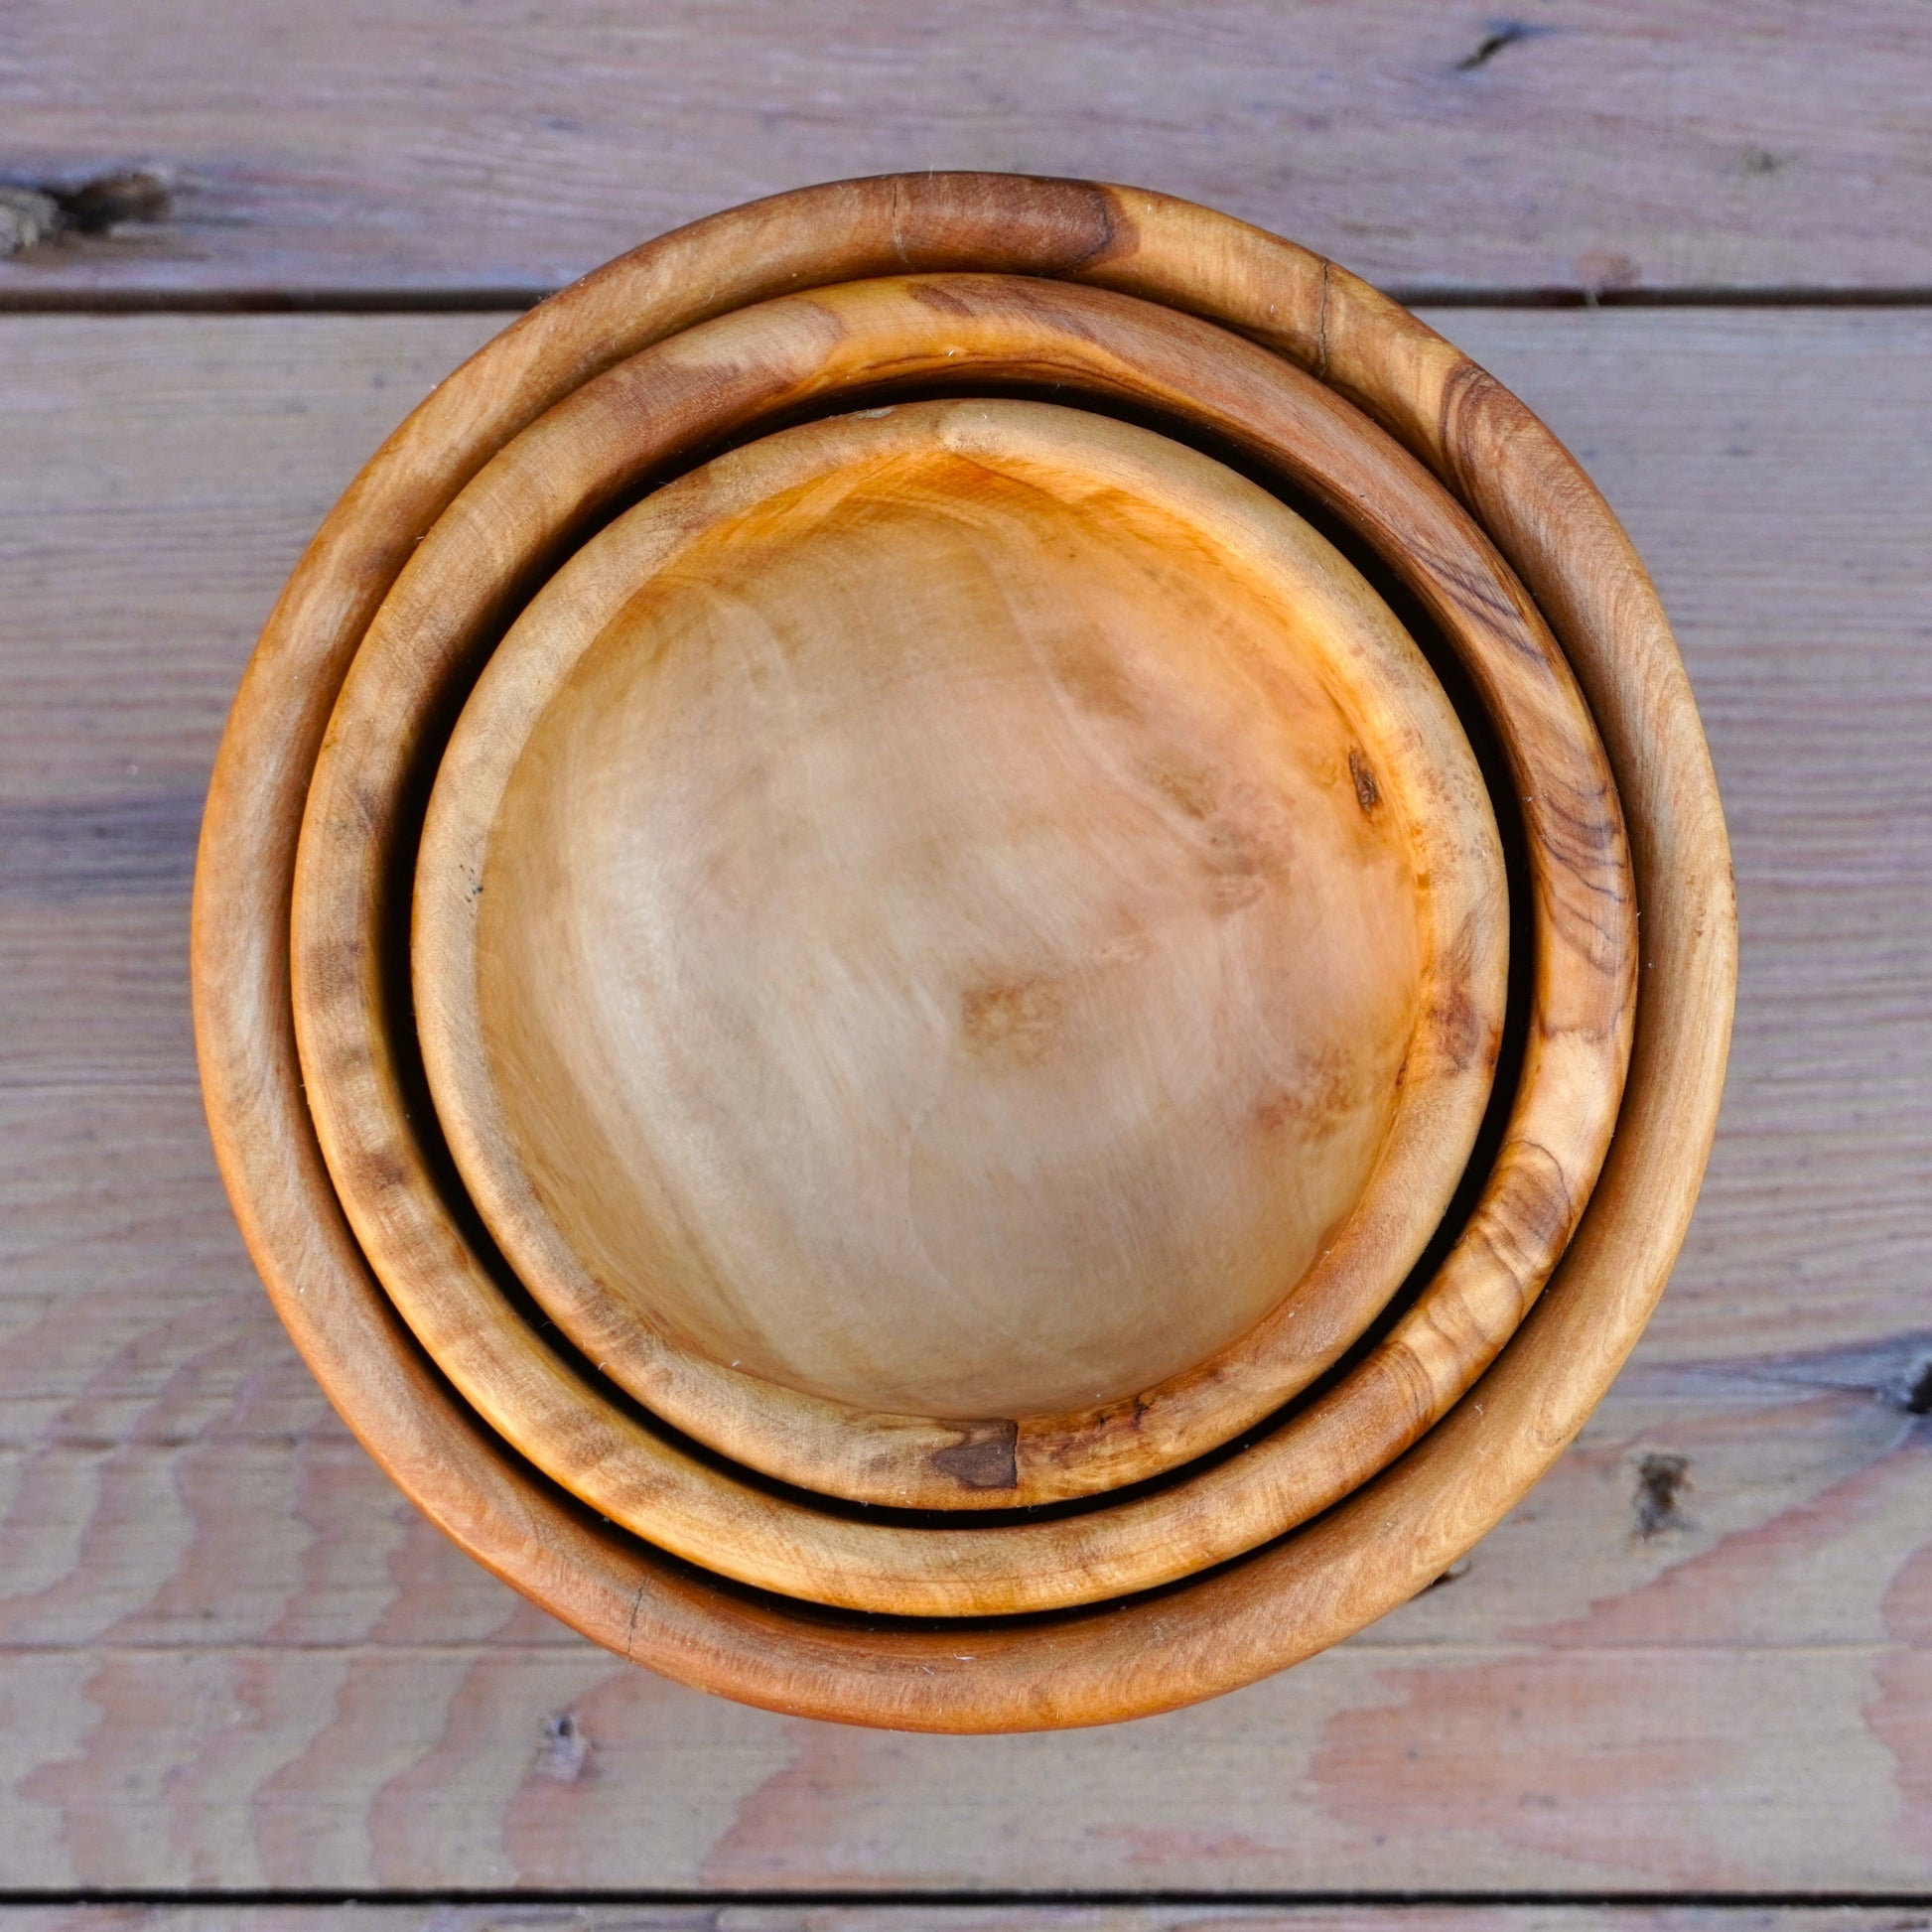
2;2;1930;300
0;309;1928;1882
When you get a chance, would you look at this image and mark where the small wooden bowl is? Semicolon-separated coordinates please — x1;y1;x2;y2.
413;396;1506;1508
284;270;1630;1616
196;176;1727;1720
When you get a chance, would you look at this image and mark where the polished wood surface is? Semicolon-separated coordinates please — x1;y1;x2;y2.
417;397;1503;1498
4;300;1921;1884
286;264;1630;1538
284;251;1630;1593
214;180;1672;1665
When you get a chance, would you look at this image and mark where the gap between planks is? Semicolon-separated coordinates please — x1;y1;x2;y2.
3;289;1932;317
5;1894;1932;1915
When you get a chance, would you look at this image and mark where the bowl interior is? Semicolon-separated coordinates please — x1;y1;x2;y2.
202;177;1699;1717
423;399;1483;1423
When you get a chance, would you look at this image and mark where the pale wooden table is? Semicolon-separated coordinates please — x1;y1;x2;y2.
3;3;1930;1921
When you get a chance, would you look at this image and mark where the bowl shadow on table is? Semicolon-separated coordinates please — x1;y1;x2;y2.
356;368;1537;1590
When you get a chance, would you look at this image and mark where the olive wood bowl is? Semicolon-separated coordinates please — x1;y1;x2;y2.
412;397;1506;1508
284;272;1631;1615
194;174;1728;1724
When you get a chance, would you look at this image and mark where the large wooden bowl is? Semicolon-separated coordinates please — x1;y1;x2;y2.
411;396;1507;1509
194;175;1729;1723
284;272;1629;1615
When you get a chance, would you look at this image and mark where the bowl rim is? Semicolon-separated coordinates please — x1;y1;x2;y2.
193;173;1728;1728
408;392;1509;1501
286;268;1631;1616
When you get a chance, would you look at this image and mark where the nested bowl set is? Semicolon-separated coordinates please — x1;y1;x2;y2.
192;174;1735;1731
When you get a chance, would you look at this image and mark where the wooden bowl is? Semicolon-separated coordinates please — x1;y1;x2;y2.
283;270;1629;1615
412;396;1507;1508
195;175;1727;1723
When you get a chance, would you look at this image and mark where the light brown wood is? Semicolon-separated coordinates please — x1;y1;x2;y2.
288;264;1630;1586
415;397;1505;1496
0;301;1922;1883
4;1;1929;298
207;179;1673;1687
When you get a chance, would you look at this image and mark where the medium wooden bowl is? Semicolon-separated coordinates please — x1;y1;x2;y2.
412;396;1506;1508
194;175;1728;1723
284;272;1629;1615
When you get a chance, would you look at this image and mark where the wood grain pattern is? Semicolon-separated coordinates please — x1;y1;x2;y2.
417;398;1506;1498
1;1;1929;298
210;180;1672;1698
270;209;1636;1630
305;264;1630;1528
0;306;1924;1879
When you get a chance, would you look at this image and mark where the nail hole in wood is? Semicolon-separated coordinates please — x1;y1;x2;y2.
1633;1450;1691;1539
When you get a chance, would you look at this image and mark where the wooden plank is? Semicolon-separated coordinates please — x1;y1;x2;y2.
0;1285;1922;1889
0;310;1928;1887
1;2;1930;300
0;313;497;1087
